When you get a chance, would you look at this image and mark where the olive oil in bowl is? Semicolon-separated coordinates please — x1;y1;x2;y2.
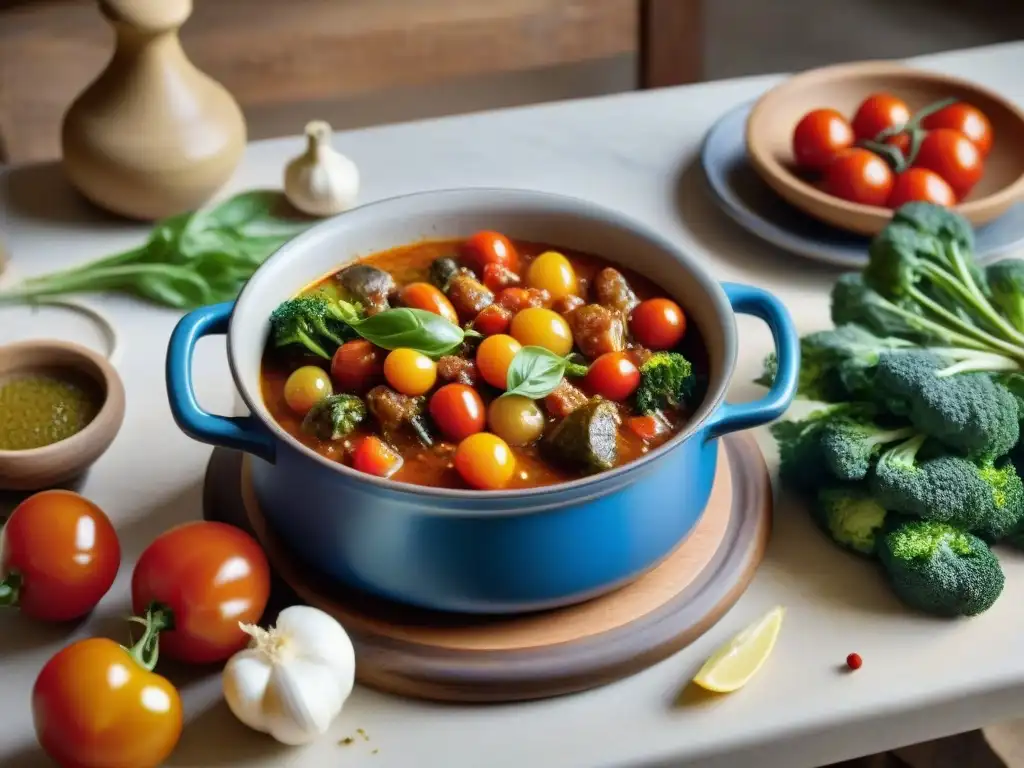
0;369;105;451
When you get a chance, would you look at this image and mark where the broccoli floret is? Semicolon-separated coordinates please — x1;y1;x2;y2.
891;201;974;255
813;485;889;557
634;352;694;415
269;294;358;359
878;519;1004;617
769;403;875;494
873;350;1019;459
870;433;1023;536
986;259;1024;334
301;394;366;441
819;420;917;480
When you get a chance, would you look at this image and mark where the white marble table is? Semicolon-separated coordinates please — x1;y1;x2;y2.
3;41;1024;768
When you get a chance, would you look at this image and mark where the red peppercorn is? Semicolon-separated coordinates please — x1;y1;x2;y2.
846;653;863;671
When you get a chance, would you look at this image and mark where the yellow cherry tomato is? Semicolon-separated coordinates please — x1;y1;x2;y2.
476;334;522;390
383;348;437;396
454;433;516;490
526;251;577;300
488;395;546;446
510;307;573;356
283;365;333;415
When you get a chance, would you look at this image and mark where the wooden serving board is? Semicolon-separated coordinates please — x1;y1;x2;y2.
202;432;772;703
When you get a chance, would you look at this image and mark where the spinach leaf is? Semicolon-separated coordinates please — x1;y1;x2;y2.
504;346;589;400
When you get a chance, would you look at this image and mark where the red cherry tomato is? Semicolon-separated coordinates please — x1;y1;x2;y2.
473;304;512;336
33;636;183;768
851;93;911;142
131;521;270;665
792;108;855;171
429;383;486;441
887;167;956;208
630;298;687;350
0;490;120;622
921;102;993;157
584;352;641;401
884;132;911;154
481;262;521;293
400;282;459;325
913;128;984;200
352;435;404;478
462;231;519;272
331;339;384;393
823;148;894;207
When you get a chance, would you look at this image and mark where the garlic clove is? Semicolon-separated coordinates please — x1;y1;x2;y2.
223;651;275;732
275;605;356;690
284;120;360;218
263;658;344;745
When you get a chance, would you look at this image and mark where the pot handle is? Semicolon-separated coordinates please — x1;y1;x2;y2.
703;282;800;441
166;301;276;463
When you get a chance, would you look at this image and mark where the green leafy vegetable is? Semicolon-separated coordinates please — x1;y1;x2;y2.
269;294;360;359
503;346;588;400
338;304;479;357
0;191;311;310
301;394;367;440
634;352;694;415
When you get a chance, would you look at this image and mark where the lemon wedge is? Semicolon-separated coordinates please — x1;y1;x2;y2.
692;605;784;693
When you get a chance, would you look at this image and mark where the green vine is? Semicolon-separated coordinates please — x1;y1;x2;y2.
857;97;958;172
122;601;175;672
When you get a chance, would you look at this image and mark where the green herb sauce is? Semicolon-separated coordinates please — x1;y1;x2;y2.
0;370;104;450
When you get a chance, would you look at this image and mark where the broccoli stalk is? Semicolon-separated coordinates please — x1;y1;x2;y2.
986;259;1024;334
878;519;1004;617
301;394;367;441
634;352;694;415
269;294;361;359
813;485;888;557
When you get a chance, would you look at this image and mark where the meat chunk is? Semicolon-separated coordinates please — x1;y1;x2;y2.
593;267;639;316
437;355;481;386
626;345;654;368
553;295;585;316
567;304;626;359
544;379;589;419
496;287;551;313
335;264;396;316
365;385;432;445
447;274;494;320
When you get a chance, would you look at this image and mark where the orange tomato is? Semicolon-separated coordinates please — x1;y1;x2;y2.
851;93;911;142
383;348;437;396
888;168;956;208
823;148;894;207
401;282;459;325
131;522;270;665
912;128;984;200
454;433;516;490
792;108;855;171
0;490;120;622
476;334;522;389
429;384;486;442
630;298;687;351
462;231;519;272
33;637;183;768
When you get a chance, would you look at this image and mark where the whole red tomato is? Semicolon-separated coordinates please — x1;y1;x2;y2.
823;148;894;207
630;298;687;350
33;636;182;768
584;352;641;401
921;101;993;157
1;490;120;622
792;108;855;171
912;128;984;200
462;230;519;272
131;521;270;664
887;168;956;208
851;93;911;142
331;339;384;394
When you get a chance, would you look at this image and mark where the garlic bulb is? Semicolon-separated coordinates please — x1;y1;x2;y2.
283;120;360;217
222;605;356;745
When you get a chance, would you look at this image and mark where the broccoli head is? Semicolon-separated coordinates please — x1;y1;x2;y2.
986;258;1024;334
891;202;975;254
813;485;888;557
301;394;367;441
819;419;916;481
878;519;1004;617
634;352;694;415
974;461;1024;541
873;350;1019;460
769;403;875;494
269;294;357;359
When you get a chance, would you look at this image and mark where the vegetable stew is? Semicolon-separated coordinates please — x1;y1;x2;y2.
260;232;707;490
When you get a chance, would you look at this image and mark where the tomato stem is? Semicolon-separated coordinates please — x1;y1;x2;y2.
123;601;175;672
0;572;21;608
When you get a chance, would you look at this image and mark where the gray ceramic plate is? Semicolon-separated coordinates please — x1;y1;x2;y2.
701;101;1024;268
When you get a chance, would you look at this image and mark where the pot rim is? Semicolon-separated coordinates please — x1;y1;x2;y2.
228;187;737;501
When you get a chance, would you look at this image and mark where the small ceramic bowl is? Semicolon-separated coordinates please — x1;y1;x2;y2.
0;340;125;491
746;61;1024;236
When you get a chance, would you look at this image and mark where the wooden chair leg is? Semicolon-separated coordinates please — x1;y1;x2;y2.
638;0;703;89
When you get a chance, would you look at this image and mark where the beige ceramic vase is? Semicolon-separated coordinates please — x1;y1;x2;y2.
61;0;246;221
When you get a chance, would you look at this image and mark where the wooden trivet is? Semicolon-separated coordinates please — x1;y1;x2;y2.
203;432;771;703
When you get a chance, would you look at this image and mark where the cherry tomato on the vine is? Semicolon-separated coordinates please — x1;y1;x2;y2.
851;93;911;142
630;298;687;351
462;231;519;272
33;634;183;768
921;101;993;158
429;383;486;442
131;521;270;665
584;352;641;401
912;128;984;200
887;167;956;208
792;109;855;171
0;490;120;622
823;148;894;207
331;339;384;394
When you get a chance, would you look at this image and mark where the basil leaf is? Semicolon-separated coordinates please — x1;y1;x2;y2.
348;307;468;356
504;346;576;399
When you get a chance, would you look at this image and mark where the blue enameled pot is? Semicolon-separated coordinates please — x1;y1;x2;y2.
166;189;798;614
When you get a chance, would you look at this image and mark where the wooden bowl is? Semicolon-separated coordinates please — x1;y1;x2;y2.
0;340;126;491
745;61;1024;236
